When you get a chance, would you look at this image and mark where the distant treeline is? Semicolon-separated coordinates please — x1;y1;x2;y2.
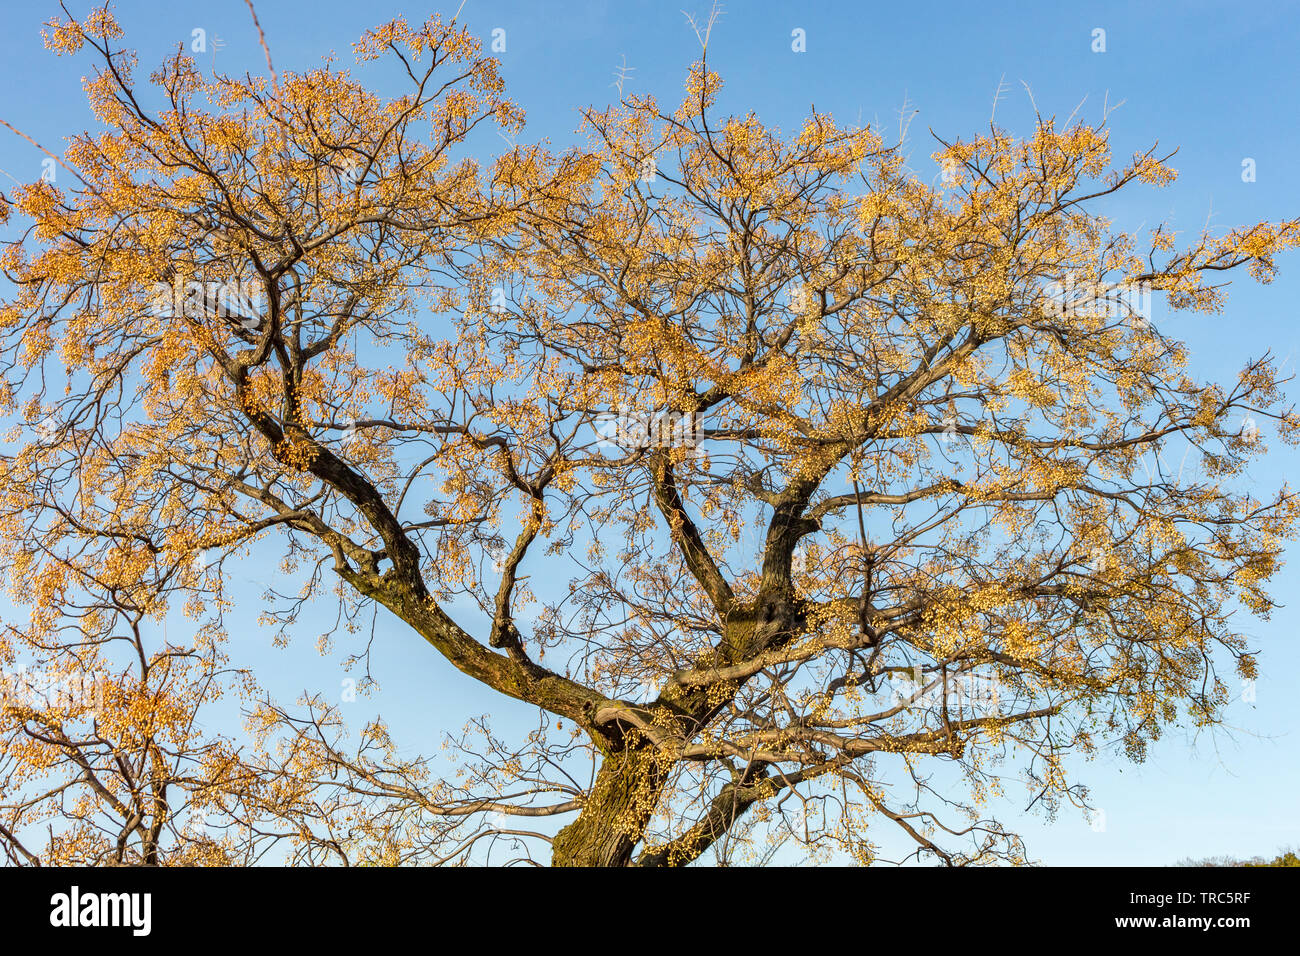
1176;848;1299;867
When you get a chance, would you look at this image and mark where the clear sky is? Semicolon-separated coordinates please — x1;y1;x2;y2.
1;0;1298;865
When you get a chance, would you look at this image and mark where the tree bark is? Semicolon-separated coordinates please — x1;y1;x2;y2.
550;746;664;867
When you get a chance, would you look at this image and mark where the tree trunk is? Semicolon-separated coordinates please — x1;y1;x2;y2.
551;747;664;866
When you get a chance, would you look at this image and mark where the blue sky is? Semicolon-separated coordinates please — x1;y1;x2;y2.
2;0;1299;865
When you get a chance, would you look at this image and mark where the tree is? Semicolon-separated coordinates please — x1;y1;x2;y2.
1;5;1298;866
1177;848;1300;867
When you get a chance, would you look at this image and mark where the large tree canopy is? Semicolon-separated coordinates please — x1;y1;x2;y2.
1;7;1297;866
